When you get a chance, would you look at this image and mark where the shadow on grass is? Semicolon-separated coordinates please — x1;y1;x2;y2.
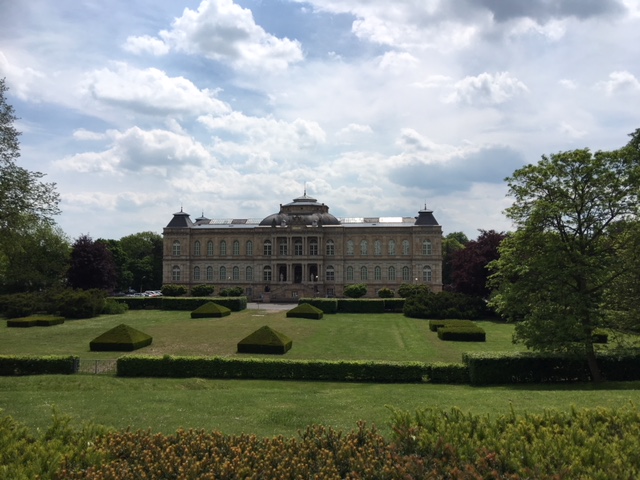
481;381;640;391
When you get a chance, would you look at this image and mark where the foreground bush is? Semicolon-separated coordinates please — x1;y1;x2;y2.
190;284;214;297
0;411;108;480
0;355;79;375
404;291;490;319
390;404;640;479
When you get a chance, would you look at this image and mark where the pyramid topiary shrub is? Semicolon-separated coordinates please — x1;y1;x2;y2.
286;303;323;320
237;326;292;354
90;324;153;351
191;301;231;319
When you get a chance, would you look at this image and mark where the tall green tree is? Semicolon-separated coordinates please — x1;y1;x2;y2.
0;78;61;292
490;132;640;381
119;231;163;290
1;222;70;292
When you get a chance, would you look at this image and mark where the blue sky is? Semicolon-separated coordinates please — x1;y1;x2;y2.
2;0;640;241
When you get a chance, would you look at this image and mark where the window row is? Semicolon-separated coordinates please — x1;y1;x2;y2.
171;265;433;283
172;239;435;257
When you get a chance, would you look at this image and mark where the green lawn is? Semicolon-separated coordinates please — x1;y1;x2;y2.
1;307;639;438
0;308;525;362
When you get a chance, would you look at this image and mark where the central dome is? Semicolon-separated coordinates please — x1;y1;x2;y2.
259;193;341;226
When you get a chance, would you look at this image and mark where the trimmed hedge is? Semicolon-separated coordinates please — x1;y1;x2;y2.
463;350;640;385
425;362;469;384
286;303;323;320
298;298;338;314
337;299;385;314
383;298;405;313
237;326;292;355
7;316;65;328
0;355;79;375
428;319;476;332
117;355;429;383
113;296;247;311
90;324;153;352
437;326;486;342
191;302;231;319
112;296;164;310
162;296;246;312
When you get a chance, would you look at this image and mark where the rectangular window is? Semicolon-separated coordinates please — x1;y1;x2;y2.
279;242;288;256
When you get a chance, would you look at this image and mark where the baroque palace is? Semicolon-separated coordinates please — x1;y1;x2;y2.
162;192;443;300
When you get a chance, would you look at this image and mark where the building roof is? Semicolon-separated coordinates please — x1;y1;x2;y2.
165;196;439;229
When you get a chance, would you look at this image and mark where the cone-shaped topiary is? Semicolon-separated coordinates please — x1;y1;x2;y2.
286;303;323;320
191;301;231;319
90;323;153;351
237;325;292;354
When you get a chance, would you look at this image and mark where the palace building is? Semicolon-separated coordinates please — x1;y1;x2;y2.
162;192;442;300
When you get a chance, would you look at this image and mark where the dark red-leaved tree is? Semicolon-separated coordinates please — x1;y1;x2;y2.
451;230;507;298
67;234;117;291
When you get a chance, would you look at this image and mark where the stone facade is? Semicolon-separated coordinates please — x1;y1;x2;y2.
162;193;442;300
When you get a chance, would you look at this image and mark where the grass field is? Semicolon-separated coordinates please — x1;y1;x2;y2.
0;307;525;362
1;307;639;438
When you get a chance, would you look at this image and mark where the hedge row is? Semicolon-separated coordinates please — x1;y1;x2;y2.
117;355;429;383
297;298;405;314
6;316;65;328
425;362;469;384
0;355;79;376
438;326;486;342
428;319;476;332
463;350;640;385
114;296;247;311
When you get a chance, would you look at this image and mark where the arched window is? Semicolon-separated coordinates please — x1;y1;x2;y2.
220;240;227;256
233;240;240;256
263;266;272;281
194;241;201;256
388;266;396;281
374;266;382;280
309;238;318;255
193;266;200;280
233;266;240;280
246;240;253;256
402;266;410;281
346;266;354;281
172;240;181;256
423;265;432;282
220;266;227;280
326;240;335;256
206;266;213;281
246;266;253;281
402;240;410;255
326;265;335;281
346;240;354;256
171;265;181;281
360;266;368;280
422;240;432;255
374;240;382;255
263;240;272;256
388;240;396;255
294;238;303;255
207;241;214;256
360;240;368;255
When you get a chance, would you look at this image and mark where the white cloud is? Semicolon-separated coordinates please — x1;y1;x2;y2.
559;79;578;89
82;63;230;116
445;72;529;105
198;112;326;162
122;34;170;56
155;0;303;71
56;127;214;175
337;123;373;135
597;70;640;95
0;51;46;100
72;129;108;141
559;122;587;139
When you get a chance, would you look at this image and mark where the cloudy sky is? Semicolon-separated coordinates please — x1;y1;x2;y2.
2;0;640;241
